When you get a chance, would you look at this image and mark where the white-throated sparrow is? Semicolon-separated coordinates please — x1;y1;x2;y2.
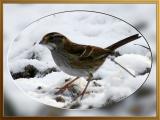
40;32;141;100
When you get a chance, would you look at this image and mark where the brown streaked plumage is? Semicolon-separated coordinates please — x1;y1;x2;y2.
40;32;141;100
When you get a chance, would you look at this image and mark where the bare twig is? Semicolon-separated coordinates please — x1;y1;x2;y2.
111;58;136;78
134;44;150;50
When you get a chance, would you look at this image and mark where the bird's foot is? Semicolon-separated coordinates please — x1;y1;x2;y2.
72;94;82;101
55;83;71;95
73;74;92;101
55;77;80;95
73;91;90;101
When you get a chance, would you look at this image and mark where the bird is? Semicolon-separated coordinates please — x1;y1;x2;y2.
39;32;141;100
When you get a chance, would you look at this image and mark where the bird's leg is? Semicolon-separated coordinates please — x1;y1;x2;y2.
55;77;80;94
74;73;93;100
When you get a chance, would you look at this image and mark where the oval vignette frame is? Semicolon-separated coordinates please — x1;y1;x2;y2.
7;10;153;109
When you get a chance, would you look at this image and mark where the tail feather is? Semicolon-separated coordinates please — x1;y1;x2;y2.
106;34;141;51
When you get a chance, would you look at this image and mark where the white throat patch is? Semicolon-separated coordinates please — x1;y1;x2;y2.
47;43;57;50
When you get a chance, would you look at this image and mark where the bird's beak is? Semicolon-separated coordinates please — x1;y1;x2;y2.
39;39;46;45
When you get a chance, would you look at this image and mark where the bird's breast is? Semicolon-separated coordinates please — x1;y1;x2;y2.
51;50;89;76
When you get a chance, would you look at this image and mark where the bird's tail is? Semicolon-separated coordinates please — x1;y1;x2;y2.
105;34;141;51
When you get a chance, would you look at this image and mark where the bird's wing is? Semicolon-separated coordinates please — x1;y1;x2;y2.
64;43;112;70
64;42;85;56
79;45;93;58
79;46;112;61
64;42;112;61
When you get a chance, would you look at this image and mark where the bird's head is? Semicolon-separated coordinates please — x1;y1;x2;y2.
40;32;67;50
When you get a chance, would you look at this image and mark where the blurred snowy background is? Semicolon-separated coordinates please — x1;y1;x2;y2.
3;4;156;116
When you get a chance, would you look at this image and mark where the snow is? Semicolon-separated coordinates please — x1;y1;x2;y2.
115;54;151;75
7;11;152;109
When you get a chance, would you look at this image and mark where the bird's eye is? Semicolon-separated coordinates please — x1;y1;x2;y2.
48;36;54;40
51;35;63;44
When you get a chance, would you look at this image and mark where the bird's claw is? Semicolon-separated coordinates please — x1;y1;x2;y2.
73;91;90;101
55;84;72;95
55;77;80;95
55;87;66;95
